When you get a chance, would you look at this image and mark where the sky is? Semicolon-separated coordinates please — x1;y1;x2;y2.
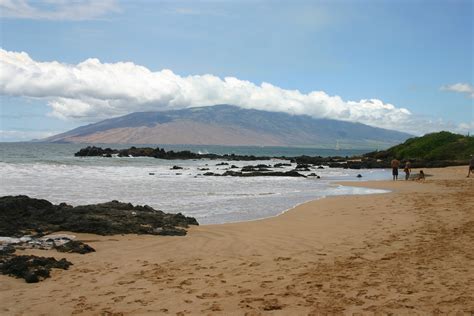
0;0;473;141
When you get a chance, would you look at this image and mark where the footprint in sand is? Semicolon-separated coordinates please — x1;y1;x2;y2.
196;293;219;299
274;257;291;261
112;296;126;303
100;310;125;316
261;298;285;311
202;302;222;312
237;289;252;295
180;279;193;286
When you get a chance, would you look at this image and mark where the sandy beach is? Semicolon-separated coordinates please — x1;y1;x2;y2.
1;166;473;315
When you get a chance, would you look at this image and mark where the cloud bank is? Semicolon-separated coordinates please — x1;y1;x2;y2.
0;49;471;135
441;83;474;99
0;0;118;21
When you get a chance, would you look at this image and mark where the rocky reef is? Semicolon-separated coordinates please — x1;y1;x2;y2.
75;146;271;161
0;196;199;283
0;195;199;237
217;170;306;177
74;146;467;170
0;234;95;283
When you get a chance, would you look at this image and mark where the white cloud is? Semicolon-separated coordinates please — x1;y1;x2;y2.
0;48;472;136
441;83;474;98
0;0;118;21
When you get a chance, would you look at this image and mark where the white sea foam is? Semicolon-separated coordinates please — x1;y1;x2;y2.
0;157;389;224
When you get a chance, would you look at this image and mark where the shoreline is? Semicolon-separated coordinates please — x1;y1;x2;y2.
1;166;472;314
198;181;391;227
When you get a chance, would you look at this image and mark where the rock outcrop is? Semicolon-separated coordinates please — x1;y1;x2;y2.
75;146;270;161
0;254;72;283
74;145;469;170
220;170;306;178
54;240;95;254
0;195;198;237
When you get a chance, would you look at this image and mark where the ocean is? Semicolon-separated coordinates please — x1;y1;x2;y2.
0;143;390;224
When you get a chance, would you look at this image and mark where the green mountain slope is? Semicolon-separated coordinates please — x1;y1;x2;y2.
365;131;474;161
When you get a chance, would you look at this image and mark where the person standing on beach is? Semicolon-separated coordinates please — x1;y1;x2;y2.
391;158;400;180
404;160;412;181
467;155;474;178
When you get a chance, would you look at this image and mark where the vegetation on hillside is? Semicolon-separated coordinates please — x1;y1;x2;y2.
365;131;473;161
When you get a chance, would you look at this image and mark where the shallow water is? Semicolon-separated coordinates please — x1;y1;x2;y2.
0;143;390;224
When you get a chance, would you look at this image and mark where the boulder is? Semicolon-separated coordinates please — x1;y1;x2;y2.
296;163;312;170
241;165;270;172
273;163;292;168
54;240;95;254
221;170;306;178
0;255;72;283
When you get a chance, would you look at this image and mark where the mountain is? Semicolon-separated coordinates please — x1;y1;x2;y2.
43;105;412;149
365;131;474;160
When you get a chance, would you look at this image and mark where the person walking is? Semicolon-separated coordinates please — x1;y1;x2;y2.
391;158;400;181
467;155;474;178
404;160;412;181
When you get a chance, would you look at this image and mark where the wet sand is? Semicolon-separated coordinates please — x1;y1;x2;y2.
1;166;473;315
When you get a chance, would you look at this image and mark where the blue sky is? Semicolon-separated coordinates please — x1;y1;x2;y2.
0;0;473;141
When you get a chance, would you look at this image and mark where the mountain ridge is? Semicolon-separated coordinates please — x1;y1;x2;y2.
43;105;412;149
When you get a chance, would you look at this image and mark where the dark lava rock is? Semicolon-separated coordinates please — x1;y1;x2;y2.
308;173;320;178
216;162;229;166
0;255;72;283
74;146;117;157
203;172;217;176
171;165;183;170
75;146;467;169
241;165;271;172
328;162;345;168
357;174;363;178
221;170;306;178
54;240;95;254
198;168;210;171
0;244;16;256
296;163;311;169
317;166;325;169
155;226;187;236
75;146;271;161
0;195;198;237
230;165;239;169
273;163;292;168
